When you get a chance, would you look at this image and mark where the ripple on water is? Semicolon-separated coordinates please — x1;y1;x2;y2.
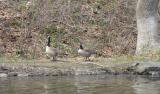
0;75;160;94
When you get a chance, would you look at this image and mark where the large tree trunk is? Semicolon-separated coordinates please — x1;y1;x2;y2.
136;0;160;54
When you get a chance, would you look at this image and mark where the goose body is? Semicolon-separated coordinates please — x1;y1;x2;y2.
78;44;96;61
45;46;58;58
45;36;58;61
78;49;93;57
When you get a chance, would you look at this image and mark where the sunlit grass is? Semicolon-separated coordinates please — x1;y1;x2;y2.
0;55;156;64
0;54;159;74
0;53;160;66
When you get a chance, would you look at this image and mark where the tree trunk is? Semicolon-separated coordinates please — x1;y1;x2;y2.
136;0;160;54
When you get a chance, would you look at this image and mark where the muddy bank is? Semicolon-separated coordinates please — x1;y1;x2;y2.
0;61;111;77
0;59;160;77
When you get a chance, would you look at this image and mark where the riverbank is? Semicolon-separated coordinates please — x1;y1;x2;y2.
0;57;160;77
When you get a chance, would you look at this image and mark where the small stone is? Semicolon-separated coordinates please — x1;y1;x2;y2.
8;72;18;77
0;73;7;77
149;71;160;77
18;73;28;77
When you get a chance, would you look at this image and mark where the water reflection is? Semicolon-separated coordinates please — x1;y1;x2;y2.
133;76;160;94
73;75;135;94
0;75;160;94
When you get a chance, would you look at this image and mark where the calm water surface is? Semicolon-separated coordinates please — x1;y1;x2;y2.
0;75;160;94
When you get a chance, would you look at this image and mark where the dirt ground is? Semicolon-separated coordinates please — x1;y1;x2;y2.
0;56;135;75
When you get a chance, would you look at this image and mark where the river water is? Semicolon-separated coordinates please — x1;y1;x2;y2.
0;75;160;94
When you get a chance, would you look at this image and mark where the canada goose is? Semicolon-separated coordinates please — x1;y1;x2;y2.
45;36;58;61
78;43;96;61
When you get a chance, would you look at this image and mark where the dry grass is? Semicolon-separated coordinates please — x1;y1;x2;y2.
0;0;137;59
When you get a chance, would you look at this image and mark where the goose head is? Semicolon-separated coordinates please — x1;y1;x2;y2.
79;43;84;50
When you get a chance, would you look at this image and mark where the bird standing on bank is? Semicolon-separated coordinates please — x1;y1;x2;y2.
78;43;96;61
45;36;58;61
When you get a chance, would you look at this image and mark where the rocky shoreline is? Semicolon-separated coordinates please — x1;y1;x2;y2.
0;62;110;77
0;59;160;77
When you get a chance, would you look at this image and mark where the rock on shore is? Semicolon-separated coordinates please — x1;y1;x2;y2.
127;62;160;77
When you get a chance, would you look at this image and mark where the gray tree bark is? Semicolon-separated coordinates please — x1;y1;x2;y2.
136;0;160;54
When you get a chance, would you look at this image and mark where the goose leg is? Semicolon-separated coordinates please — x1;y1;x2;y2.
88;57;91;61
52;56;57;61
85;57;87;61
85;57;90;61
46;54;50;59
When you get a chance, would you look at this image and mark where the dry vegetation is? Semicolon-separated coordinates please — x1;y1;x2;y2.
0;0;137;59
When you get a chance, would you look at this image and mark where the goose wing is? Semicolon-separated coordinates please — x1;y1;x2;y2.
84;49;96;54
